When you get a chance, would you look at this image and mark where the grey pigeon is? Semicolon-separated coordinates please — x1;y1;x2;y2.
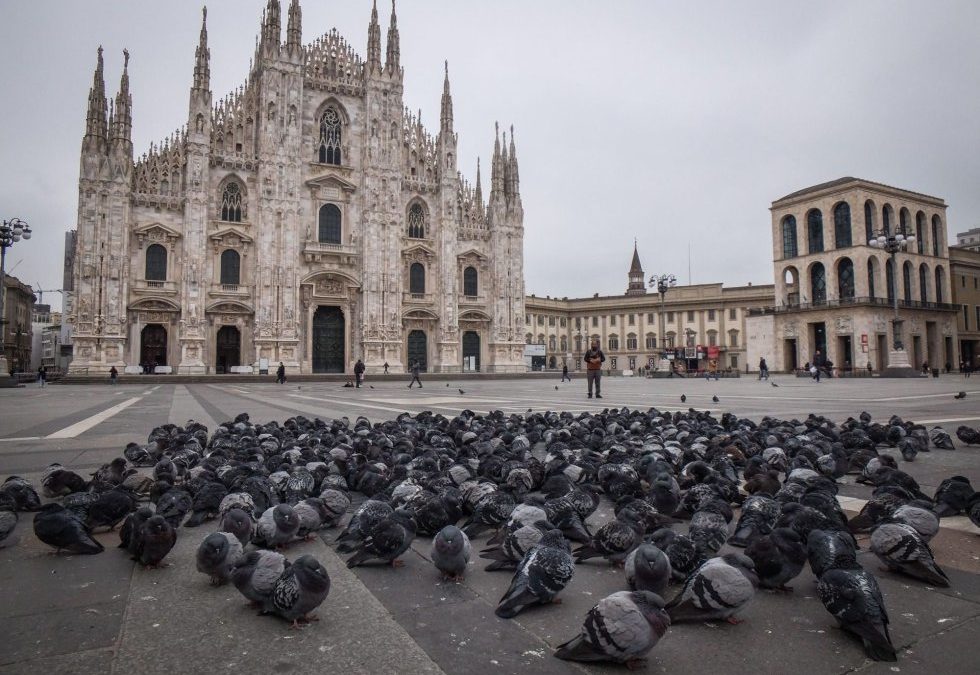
134;515;177;567
624;544;671;596
317;488;351;527
294;498;330;538
196;531;244;585
346;509;417;568
431;525;471;581
0;503;18;548
650;529;705;581
665;553;758;624
729;495;780;547
689;506;730;557
118;506;154;557
219;492;256;519
888;504;939;542
807;529;859;578
496;530;575;618
33;504;103;554
1;476;42;512
573;514;643;565
929;426;955;450
336;499;393;553
156;488;193;528
817;567;896;661
744;528;807;591
554;590;670;668
255;504;300;549
220;507;254;547
269;554;331;628
40;463;88;497
232;549;288;606
870;523;949;587
481;520;552;571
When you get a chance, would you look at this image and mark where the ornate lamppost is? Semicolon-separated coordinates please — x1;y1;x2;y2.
649;273;676;367
0;218;32;382
868;224;915;373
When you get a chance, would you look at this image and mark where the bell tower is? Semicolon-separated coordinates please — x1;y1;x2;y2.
626;241;646;295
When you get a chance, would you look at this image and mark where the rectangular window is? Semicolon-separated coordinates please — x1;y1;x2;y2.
963;276;967;288
575;317;581;329
965;305;970;330
592;317;598;327
647;313;655;322
525;314;530;325
549;316;555;326
975;278;978;289
560;317;566;327
730;354;739;369
537;316;544;326
707;309;716;321
976;305;980;329
729;308;737;320
628;314;635;325
687;311;694;321
610;315;616;326
666;312;674;322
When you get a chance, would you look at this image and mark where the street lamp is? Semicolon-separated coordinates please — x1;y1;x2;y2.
648;273;677;364
0;218;33;380
868;225;915;351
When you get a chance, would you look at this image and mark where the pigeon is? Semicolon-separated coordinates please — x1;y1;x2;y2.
196;531;244;585
928;426;955;450
573;514;643;565
955;425;980;445
888;504;939;542
771;381;779;387
870;523;949;587
689;505;731;557
431;525;471;581
346;509;417;568
680;395;686;403
156;488;193;528
495;530;575;618
316;489;351;528
554;590;671;668
969;492;980;529
650;529;705;581
1;476;42;512
33;504;104;554
268;554;331;628
744;528;807;591
86;489;136;531
665;553;758;624
184;481;228;527
255;504;301;549
458;389;465;395
232;549;288;607
817;566;896;662
220;507;254;547
624;544;672;596
954;391;966;399
118;506;155;557
336;499;393;553
807;529;859;578
729;495;780;547
481;521;552;571
294;498;331;539
933;476;974;517
555;386;559;390
40;463;88;498
133;515;177;567
0;503;18;548
712;395;719;403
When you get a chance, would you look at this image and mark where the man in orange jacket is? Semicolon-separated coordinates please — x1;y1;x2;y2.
584;338;605;399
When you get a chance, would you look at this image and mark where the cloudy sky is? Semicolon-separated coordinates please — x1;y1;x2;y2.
2;0;978;311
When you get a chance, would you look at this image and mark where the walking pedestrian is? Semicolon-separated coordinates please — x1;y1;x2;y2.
812;350;825;383
276;361;286;384
561;364;570;382
758;357;769;381
109;366;118;385
37;365;47;388
584;339;605;399
354;359;365;388
383;361;389;375
408;361;423;388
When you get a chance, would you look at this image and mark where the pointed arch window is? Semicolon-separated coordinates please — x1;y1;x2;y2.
807;210;824;254
864;200;876;244
919;264;928;303
931;215;942;256
935;266;945;302
903;261;913;302
221;182;244;222
833;202;852;248
409;263;425;294
781;215;797;258
463;266;478;296
317;107;342;165
408;203;426;239
883;204;893;236
915;212;926;254
318;204;342;244
145;244;167;281
220;249;241;285
837;258;854;300
867;259;877;298
810;262;826;305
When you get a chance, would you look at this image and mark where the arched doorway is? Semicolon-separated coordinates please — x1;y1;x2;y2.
312;306;345;373
216;326;241;374
407;330;427;372
462;331;481;372
140;324;167;368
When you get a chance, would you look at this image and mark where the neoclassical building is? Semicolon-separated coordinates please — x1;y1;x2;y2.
747;178;958;372
68;0;526;375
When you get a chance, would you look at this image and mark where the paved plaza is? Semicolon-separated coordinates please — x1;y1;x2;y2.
1;374;978;675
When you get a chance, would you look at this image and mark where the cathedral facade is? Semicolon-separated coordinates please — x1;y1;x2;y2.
69;0;526;375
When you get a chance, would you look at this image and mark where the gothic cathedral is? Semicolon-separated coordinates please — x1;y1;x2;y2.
69;1;526;375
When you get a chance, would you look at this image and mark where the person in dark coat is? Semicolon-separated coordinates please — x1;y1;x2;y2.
561;364;570;382
408;361;423;388
37;365;47;388
812;350;825;382
276;362;286;384
584;339;605;399
383;361;389;374
758;357;769;380
109;366;118;385
354;359;365;388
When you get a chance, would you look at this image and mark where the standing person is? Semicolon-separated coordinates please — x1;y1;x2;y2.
109;366;118;385
561;363;570;382
383;361;389;375
354;359;365;388
705;358;719;381
408;360;423;388
758;357;769;380
276;361;286;384
584;339;605;399
37;365;47;388
812;350;825;383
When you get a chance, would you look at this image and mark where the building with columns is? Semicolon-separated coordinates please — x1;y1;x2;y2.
68;0;526;375
747;178;958;373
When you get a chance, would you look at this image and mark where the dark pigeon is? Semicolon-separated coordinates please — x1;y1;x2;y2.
496;530;574;618
817;566;896;662
33;504;104;554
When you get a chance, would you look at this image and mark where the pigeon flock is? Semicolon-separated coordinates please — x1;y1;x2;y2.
1;406;979;669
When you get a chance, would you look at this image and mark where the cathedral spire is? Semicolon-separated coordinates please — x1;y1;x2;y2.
474;157;483;209
508;124;520;196
491;122;503;195
440;60;454;134
110;49;133;153
260;0;281;57
83;46;109;154
384;0;400;75
366;0;382;73
286;0;302;55
192;7;210;92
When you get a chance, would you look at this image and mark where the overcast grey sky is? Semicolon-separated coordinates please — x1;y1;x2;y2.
2;1;978;311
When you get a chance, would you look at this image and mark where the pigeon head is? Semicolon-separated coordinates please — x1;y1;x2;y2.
722;552;759;586
631;589;668;613
145;515;170;534
199;532;230;566
434;526;465;554
539;529;571;552
293;554;331;593
273;504;298;528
